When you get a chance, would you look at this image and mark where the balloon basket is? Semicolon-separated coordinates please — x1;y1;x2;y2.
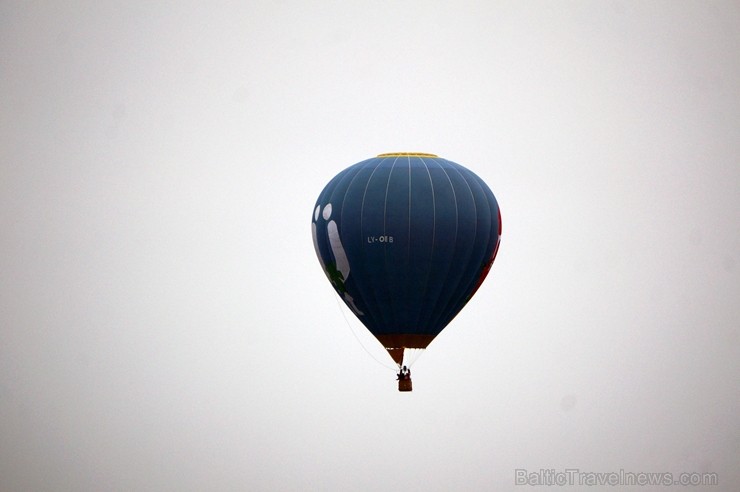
398;378;413;392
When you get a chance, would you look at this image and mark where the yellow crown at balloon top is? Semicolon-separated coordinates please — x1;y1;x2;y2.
377;152;439;158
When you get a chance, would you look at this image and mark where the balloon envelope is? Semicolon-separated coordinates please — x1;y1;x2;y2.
312;153;501;364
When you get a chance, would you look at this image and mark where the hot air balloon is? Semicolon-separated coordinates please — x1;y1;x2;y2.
312;153;501;391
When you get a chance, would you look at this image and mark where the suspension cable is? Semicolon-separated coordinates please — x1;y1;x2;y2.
331;292;398;371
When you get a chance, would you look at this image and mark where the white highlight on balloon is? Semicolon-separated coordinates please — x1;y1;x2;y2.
311;222;325;271
327;220;349;280
316;201;363;316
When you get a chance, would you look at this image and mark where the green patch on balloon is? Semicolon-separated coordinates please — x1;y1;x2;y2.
325;262;346;294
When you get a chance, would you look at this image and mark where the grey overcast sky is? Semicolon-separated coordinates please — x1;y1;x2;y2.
1;1;738;491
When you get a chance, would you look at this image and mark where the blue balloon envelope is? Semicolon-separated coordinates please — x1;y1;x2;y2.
312;153;501;366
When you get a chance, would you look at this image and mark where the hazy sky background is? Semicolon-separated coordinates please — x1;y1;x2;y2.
1;1;738;491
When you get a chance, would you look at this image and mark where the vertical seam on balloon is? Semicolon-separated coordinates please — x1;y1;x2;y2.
439;160;459;274
429;159;460;328
419;156;435;261
407;155;412;265
339;162;371;233
414;156;439;332
383;156;400;329
405;156;412;334
463;176;499;304
359;156;391;331
340;158;385;332
430;162;480;331
382;156;400;235
360;158;387;244
420;159;459;332
425;159;436;252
